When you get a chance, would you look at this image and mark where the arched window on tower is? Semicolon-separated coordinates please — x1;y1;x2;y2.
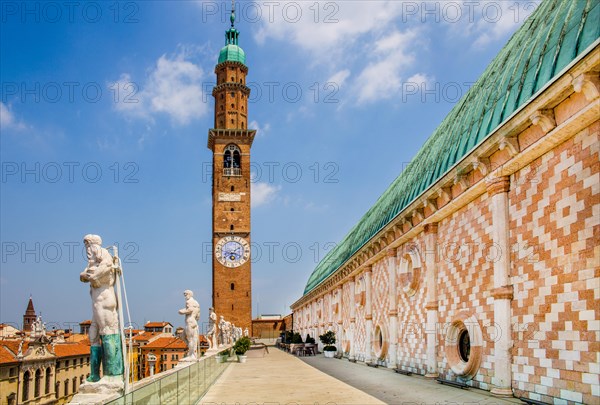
223;144;241;176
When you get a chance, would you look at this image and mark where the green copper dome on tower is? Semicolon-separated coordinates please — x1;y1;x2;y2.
218;2;246;65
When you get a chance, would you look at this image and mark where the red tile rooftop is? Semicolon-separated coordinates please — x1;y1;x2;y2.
144;322;171;328
143;337;186;350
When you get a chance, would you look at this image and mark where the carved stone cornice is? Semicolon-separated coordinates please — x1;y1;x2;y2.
530;109;556;133
472;157;490;176
499;137;519;157
572;72;600;101
423;223;438;234
437;186;452;200
423;197;438;212
454;173;469;189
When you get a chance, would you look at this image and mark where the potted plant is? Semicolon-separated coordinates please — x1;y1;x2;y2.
217;348;229;363
319;331;337;358
233;336;251;363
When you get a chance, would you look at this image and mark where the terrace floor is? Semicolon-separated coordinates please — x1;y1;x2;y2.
200;344;522;405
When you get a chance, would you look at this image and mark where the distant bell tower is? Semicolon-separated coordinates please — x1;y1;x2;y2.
23;296;36;332
208;2;255;332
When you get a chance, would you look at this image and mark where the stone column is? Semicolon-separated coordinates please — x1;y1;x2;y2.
364;266;373;363
387;249;398;369
349;278;356;361
424;223;439;378
488;177;513;397
336;286;343;354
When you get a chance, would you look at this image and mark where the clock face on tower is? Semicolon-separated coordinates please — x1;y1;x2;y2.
215;235;250;267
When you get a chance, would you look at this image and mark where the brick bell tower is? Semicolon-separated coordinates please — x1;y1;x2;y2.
208;3;255;332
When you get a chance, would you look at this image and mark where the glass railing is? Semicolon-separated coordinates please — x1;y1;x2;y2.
105;351;229;405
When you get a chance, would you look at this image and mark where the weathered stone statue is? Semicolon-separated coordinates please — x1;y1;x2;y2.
218;316;226;347
224;321;232;344
79;234;124;384
178;290;200;359
206;307;217;350
243;327;249;337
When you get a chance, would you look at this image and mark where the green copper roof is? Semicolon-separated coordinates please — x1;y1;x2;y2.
218;4;246;65
303;0;600;295
218;43;246;64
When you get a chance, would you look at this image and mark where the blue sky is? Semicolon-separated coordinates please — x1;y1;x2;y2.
1;1;539;332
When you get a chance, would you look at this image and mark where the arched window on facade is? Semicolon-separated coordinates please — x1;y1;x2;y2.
45;367;51;394
223;144;241;176
34;369;42;397
22;371;30;402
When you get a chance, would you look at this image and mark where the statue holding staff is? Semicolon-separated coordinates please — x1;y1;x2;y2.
80;234;124;383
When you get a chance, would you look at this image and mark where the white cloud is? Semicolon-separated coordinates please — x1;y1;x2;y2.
249;120;271;137
110;50;208;125
353;29;419;104
254;1;406;59
0;102;26;131
251;182;281;208
443;0;540;48
327;69;351;88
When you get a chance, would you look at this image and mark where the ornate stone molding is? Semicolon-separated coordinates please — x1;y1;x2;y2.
365;314;373;321
472;157;490;176
530;109;556;133
572;72;600;101
445;311;483;380
486;176;510;196
454;174;469;189
423;223;438;234
491;285;514;300
499;137;519;157
423;197;438;211
425;302;439;311
412;209;424;222
437;186;452;200
388;309;398;316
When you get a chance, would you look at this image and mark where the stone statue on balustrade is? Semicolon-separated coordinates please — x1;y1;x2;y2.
243;327;249;337
224;321;232;344
79;234;124;391
206;307;218;350
178;290;200;360
218;316;227;347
